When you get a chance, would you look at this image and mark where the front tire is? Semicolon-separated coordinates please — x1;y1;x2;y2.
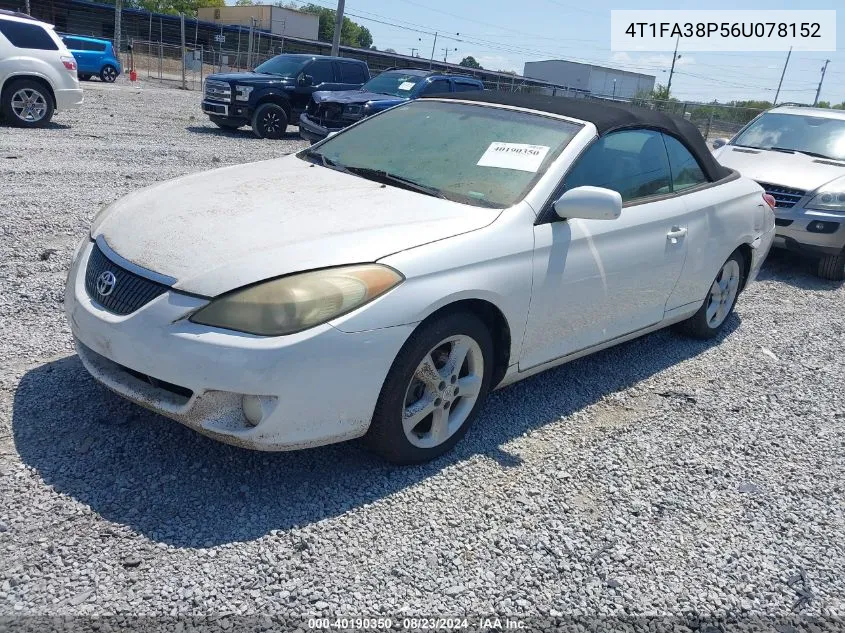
251;103;288;139
100;65;118;82
675;250;745;339
365;312;493;465
817;251;845;281
1;79;54;128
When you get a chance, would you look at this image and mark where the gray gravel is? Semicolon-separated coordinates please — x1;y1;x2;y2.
1;80;844;629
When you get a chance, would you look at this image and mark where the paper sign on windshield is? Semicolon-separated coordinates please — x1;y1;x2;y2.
398;81;415;91
477;142;550;172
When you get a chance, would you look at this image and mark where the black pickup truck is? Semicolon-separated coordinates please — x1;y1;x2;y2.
201;54;370;139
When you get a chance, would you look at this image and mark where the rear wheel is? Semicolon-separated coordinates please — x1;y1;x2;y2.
1;79;54;127
817;251;845;281
100;65;118;82
365;312;493;465
674;250;745;339
251;103;288;139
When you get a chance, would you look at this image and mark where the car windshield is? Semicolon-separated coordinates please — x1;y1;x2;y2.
253;56;308;77
733;112;845;161
361;72;426;97
300;100;582;208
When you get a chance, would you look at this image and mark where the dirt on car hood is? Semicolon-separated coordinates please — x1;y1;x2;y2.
93;154;500;297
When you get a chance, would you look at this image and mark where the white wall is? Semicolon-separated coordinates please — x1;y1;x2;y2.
524;60;655;99
270;7;319;40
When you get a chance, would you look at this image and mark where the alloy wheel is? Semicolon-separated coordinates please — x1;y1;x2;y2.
102;66;117;82
402;335;484;449
261;111;282;136
705;259;740;328
11;88;47;123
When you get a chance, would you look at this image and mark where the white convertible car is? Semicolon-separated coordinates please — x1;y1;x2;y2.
65;92;775;464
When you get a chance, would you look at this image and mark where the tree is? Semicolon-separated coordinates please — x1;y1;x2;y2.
235;0;254;5
817;101;831;108
459;55;482;69
297;3;375;48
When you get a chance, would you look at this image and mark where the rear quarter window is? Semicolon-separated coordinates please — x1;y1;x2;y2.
0;20;59;50
340;61;366;84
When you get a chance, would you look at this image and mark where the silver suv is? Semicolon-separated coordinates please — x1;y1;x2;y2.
713;105;845;280
0;9;82;127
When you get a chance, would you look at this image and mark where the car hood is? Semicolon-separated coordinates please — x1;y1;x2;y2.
312;89;407;106
714;145;845;192
206;72;293;85
93;155;500;297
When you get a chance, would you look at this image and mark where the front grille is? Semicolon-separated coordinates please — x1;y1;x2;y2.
313;102;344;125
120;365;194;400
757;182;806;209
84;243;170;315
204;79;231;103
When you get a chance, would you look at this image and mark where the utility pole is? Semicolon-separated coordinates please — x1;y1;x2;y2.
665;35;680;97
442;47;456;63
330;0;345;57
180;12;186;90
24;0;29;14
113;0;122;54
773;46;792;105
429;31;438;69
410;48;418;57
813;59;831;106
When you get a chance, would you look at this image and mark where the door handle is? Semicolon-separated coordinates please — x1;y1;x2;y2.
667;226;687;242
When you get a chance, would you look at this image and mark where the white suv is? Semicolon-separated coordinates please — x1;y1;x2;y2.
0;9;83;127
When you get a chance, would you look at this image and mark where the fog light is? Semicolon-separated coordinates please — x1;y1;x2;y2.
807;221;839;234
242;395;264;426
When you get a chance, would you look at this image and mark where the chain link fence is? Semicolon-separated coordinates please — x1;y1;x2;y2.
5;0;768;140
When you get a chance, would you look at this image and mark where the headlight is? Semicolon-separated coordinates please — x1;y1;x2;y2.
807;177;845;212
190;264;403;336
344;104;363;119
235;85;254;101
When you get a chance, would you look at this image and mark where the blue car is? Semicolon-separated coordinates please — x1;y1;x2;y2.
60;34;121;82
299;68;484;143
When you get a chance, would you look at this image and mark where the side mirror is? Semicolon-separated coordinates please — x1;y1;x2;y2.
553;186;622;221
298;74;314;86
711;137;729;149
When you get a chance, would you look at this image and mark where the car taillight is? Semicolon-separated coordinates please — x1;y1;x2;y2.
762;193;776;209
61;55;77;72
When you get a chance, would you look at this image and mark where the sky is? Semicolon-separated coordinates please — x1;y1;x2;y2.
280;0;845;104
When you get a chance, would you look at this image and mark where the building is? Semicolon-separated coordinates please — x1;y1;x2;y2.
197;5;318;41
524;59;655;99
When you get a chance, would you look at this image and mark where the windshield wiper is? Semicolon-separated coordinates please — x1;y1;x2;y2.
343;166;448;199
768;147;838;160
302;150;349;172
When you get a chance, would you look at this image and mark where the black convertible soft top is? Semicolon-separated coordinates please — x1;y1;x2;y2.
424;91;733;182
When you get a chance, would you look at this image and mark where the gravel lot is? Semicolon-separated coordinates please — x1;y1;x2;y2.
1;81;844;630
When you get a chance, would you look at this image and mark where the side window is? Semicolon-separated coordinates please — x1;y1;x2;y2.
90;41;107;52
0;21;59;50
453;81;481;92
340;62;366;84
307;60;335;85
564;129;672;203
420;79;451;95
663;134;709;191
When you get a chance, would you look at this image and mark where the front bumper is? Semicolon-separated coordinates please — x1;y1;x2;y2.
298;113;348;143
201;100;250;123
772;206;845;257
55;87;83;111
65;239;414;451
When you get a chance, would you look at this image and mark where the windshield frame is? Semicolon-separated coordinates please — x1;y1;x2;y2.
359;71;427;98
253;55;309;78
730;111;845;162
298;98;586;209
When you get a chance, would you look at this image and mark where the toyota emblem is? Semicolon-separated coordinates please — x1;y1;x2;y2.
96;271;117;297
